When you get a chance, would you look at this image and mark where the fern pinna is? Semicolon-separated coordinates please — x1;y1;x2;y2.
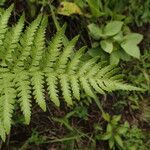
0;5;142;141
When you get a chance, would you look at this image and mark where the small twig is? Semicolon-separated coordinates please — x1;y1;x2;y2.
49;3;60;31
6;133;11;148
0;140;2;150
19;140;29;150
49;2;69;46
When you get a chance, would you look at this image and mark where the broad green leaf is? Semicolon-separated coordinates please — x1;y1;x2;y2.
112;115;121;123
87;47;108;61
88;23;104;40
121;41;140;59
117;126;128;135
101;132;112;140
88;47;102;57
57;2;83;16
102;112;110;122
75;0;87;9
123;33;143;44
100;40;113;53
109;138;115;149
103;21;123;36
113;31;123;42
124;121;130;128
107;124;112;132
110;51;120;65
114;134;124;148
118;50;131;61
129;146;137;150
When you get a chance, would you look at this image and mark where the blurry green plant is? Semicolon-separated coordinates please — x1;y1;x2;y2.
52;110;94;149
96;113;149;150
96;114;129;149
27;0;49;17
124;126;149;150
127;50;150;91
76;0;150;26
58;0;126;20
128;0;150;26
140;99;150;124
19;130;47;150
113;49;149;114
88;21;143;64
0;0;6;6
12;0;149;27
52;106;88;131
113;93;140;113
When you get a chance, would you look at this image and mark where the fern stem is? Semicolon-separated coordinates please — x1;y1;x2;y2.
49;3;69;46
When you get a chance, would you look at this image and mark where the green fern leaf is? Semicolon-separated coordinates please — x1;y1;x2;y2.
14;14;42;67
55;35;79;74
87;62;105;77
44;25;66;70
15;71;31;124
3;14;25;65
96;65;116;78
31;71;46;111
0;121;6;141
80;77;96;99
46;73;60;107
60;74;73;105
67;46;86;74
78;57;99;76
97;79;116;92
29;16;47;69
70;76;80;100
0;74;15;133
0;5;13;46
89;78;105;94
114;82;143;91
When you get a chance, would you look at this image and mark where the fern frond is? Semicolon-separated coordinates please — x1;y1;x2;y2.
0;6;143;141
